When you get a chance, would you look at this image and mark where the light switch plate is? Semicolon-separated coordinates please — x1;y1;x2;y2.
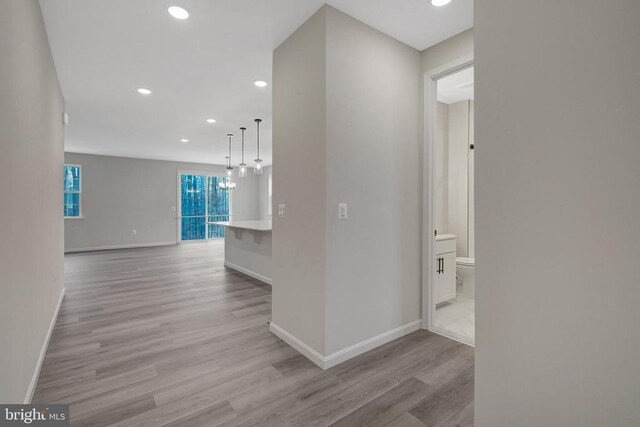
278;204;286;218
338;203;348;219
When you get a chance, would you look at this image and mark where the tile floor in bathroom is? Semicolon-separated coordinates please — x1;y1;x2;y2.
435;284;475;344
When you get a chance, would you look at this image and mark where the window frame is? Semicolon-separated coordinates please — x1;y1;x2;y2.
64;164;82;219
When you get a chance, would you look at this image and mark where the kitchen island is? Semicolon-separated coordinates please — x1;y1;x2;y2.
208;220;272;284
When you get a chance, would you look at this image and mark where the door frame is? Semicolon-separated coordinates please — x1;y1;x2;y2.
177;170;232;243
421;54;474;345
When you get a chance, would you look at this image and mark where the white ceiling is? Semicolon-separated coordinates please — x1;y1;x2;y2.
437;66;474;104
40;0;473;165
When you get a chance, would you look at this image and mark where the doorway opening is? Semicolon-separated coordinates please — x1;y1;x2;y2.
178;172;231;241
422;56;475;346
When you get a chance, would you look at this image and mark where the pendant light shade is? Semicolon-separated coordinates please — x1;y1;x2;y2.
238;127;248;178
219;134;236;190
253;119;263;175
226;134;234;178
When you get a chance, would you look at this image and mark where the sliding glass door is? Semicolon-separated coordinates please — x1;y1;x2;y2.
206;176;230;238
179;173;230;241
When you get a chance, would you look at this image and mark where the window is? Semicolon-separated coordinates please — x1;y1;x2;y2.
179;173;230;241
64;165;81;217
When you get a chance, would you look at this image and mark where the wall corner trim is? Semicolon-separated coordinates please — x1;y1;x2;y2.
269;323;326;368
24;287;65;404
224;261;272;285
270;319;422;370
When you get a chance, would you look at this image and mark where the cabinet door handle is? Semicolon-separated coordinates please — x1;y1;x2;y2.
437;257;443;274
441;257;444;274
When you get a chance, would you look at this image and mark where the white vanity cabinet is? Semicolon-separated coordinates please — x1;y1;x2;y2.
435;234;457;304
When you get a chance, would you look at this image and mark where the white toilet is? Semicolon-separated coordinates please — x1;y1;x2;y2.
456;257;475;299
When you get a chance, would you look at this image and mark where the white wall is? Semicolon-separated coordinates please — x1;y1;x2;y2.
468;100;474;259
323;6;422;355
258;165;273;220
0;0;65;403
436;99;475;257
435;102;449;233
475;1;640;425
447;100;471;257
224;231;272;284
272;5;421;361
423;30;474;264
272;8;327;355
64;153;260;251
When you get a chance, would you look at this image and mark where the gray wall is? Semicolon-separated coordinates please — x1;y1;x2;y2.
272;5;421;358
0;0;65;403
272;7;328;355
323;6;422;355
422;28;473;73
475;1;640;425
64;153;259;251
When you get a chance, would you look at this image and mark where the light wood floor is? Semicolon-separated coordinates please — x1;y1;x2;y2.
34;241;474;426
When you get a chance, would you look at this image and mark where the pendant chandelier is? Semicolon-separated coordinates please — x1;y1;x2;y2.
238;127;248;178
219;134;237;190
253;118;263;174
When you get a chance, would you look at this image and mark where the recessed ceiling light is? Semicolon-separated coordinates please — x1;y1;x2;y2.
206;118;216;123
432;0;452;5
137;88;152;95
168;6;190;20
180;138;189;143
254;80;268;88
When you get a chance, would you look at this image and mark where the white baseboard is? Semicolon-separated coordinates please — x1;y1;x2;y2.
65;241;177;253
269;319;422;370
323;319;423;368
25;287;65;404
269;323;325;368
224;261;272;285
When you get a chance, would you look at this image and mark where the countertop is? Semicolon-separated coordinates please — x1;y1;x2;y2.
208;219;272;231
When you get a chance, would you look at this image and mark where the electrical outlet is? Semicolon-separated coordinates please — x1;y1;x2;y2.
338;203;348;219
278;204;286;218
133;229;137;235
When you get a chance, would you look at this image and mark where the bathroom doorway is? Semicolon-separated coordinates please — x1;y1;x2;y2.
422;58;475;346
